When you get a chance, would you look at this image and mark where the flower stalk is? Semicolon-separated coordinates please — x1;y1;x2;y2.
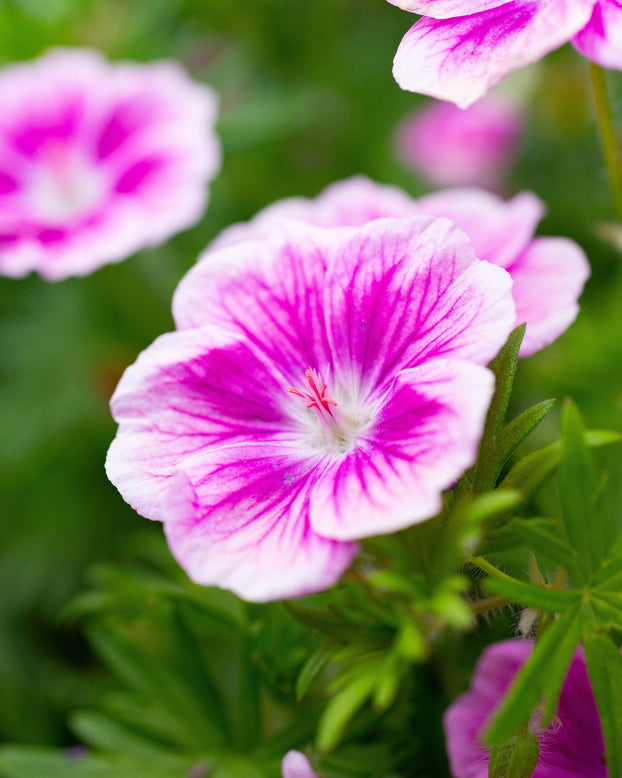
590;63;622;223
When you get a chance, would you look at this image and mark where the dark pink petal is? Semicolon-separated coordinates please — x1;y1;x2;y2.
572;0;622;70
162;460;358;603
417;188;543;269
536;649;606;778
309;359;495;540
444;640;532;778
509;237;590;356
387;0;512;17
0;170;18;194
444;641;607;778
393;1;595;107
323;216;514;397
106;327;299;522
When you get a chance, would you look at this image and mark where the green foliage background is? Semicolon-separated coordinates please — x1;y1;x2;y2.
1;1;622;776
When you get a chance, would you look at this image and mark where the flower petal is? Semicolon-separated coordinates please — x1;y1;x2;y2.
172;224;339;385
509;236;590;356
392;1;595;107
417;188;543;268
106;327;300;521
387;0;512;18
444;640;533;778
207;175;418;254
309;359;495;540
282;751;320;778
162;454;358;603
395;96;523;189
0;48;220;279
323;216;514;399
542;648;606;777
572;0;622;70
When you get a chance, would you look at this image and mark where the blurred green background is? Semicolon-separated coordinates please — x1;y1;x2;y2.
0;0;621;767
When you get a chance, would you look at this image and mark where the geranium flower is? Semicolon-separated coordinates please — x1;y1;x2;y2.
388;1;622;107
205;176;589;357
444;639;606;778
395;94;523;189
106;216;514;601
0;47;220;280
282;751;321;778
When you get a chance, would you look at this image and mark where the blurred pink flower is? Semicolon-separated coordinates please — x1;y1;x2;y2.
444;639;606;778
388;0;622;107
207;176;589;357
107;216;514;601
0;48;221;280
282;751;321;778
395;96;523;189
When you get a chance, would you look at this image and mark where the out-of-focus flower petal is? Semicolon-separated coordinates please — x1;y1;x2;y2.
572;0;622;70
282;751;321;778
0;48;220;279
508;236;590;356
444;640;607;778
206;176;417;254
416;188;544;269
392;1;594;107
387;0;512;19
395;96;523;189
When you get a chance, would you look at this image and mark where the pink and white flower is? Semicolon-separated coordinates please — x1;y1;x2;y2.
206;176;589;358
0;47;221;280
389;0;622;107
444;639;606;778
106;216;515;601
282;751;321;778
395;95;523;189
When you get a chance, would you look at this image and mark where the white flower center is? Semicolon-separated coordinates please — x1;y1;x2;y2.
29;141;106;225
288;367;372;454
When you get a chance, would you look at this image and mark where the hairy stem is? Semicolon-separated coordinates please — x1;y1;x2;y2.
467;556;521;585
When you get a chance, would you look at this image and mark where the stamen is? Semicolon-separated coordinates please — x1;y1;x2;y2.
288;368;337;413
288;367;370;454
288;367;344;444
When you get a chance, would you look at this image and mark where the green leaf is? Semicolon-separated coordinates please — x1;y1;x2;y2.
500;429;621;503
559;400;602;577
583;632;622;778
69;711;173;758
484;576;580;613
474;399;555;493
0;747;196;778
316;668;377;753
432;490;521;583
284;602;390;641
487;725;539;778
296;641;340;700
87;624;226;750
484;518;583;583
483;324;526;439
485;605;582;744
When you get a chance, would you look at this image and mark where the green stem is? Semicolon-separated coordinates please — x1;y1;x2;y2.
467;556;522;585
590;63;622;222
469;595;509;615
